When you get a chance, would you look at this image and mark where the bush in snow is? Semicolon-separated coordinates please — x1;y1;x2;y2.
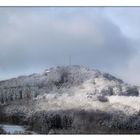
97;96;108;102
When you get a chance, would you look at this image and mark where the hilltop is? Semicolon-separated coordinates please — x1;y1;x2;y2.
0;65;139;105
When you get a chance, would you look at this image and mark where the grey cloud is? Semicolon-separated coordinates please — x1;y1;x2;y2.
0;7;134;82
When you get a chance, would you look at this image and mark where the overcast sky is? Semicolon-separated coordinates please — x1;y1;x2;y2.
0;7;140;85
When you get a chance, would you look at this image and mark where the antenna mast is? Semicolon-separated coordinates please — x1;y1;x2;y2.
69;55;71;66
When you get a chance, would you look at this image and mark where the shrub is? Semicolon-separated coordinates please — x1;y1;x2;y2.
97;96;108;102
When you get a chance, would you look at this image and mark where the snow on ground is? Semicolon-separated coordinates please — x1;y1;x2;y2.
34;81;140;116
108;96;140;112
0;124;25;134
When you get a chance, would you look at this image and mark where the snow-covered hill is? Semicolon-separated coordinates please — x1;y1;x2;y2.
0;65;139;105
1;65;140;134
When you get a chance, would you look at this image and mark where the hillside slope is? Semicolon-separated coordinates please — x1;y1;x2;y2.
1;65;140;134
0;65;139;104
